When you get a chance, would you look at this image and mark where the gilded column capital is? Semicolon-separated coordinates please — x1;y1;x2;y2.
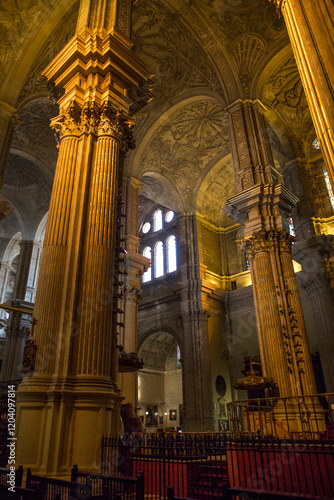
51;100;135;150
246;230;293;259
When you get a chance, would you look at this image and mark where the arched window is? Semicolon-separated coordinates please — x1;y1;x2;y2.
142;247;152;283
154;241;164;278
141;208;178;282
167;235;177;273
153;210;163;232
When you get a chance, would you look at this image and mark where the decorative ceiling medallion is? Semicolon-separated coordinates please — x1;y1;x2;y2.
171;102;226;149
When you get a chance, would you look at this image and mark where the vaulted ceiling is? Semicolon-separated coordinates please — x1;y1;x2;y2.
0;0;323;246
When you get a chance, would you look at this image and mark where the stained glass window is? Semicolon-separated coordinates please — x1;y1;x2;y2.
324;170;334;210
312;138;320;150
288;217;296;237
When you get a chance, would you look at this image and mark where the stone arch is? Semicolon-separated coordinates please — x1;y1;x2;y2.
196;153;237;228
129;93;226;179
34;212;48;245
137;328;184;431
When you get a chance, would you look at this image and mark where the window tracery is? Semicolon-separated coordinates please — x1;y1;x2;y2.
140;209;177;282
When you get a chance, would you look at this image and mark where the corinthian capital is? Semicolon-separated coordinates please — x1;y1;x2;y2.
51;100;136;151
246;230;293;258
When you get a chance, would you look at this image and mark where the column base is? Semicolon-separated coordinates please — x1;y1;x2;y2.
16;375;124;478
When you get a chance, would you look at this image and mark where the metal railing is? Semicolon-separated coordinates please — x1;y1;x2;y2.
71;466;144;500
227;393;334;439
101;431;334;499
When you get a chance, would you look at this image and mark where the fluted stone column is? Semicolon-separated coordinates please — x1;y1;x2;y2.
225;99;317;399
0;240;37;382
269;0;334;185
15;0;152;477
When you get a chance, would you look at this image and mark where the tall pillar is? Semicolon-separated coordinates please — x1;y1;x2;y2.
181;213;215;431
0;240;39;382
269;0;334;185
15;0;152;477
225;99;317;398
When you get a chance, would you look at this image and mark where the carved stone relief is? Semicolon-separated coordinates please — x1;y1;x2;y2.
198;158;236;227
2;153;52;236
0;0;53;86
262;56;315;156
139;101;229;209
11;99;58;171
132;0;221;103
191;0;287;95
18;1;79;104
139;331;178;371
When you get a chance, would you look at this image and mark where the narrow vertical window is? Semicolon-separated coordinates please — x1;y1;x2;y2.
142;247;152;283
324;170;334;211
155;241;164;277
288;217;296;237
167;235;177;273
153;210;163;232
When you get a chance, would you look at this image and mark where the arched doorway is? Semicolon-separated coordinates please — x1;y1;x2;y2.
137;332;183;432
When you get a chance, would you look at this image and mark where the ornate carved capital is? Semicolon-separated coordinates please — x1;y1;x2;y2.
124;286;142;303
246;230;293;258
51;101;136;151
5;325;30;339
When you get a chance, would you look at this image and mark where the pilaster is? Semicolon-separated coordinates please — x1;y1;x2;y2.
180;213;215;431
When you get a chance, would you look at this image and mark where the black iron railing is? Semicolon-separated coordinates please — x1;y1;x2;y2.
71;466;144;500
101;432;334;499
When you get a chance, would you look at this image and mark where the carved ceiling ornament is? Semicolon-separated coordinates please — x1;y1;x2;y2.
132;0;222;102
139;100;229;209
170;102;227;150
198;157;236;227
12;99;59;165
232;33;268;94
18;2;79;104
139;331;178;371
0;0;54;87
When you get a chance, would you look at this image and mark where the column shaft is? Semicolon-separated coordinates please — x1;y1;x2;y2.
271;0;334;185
